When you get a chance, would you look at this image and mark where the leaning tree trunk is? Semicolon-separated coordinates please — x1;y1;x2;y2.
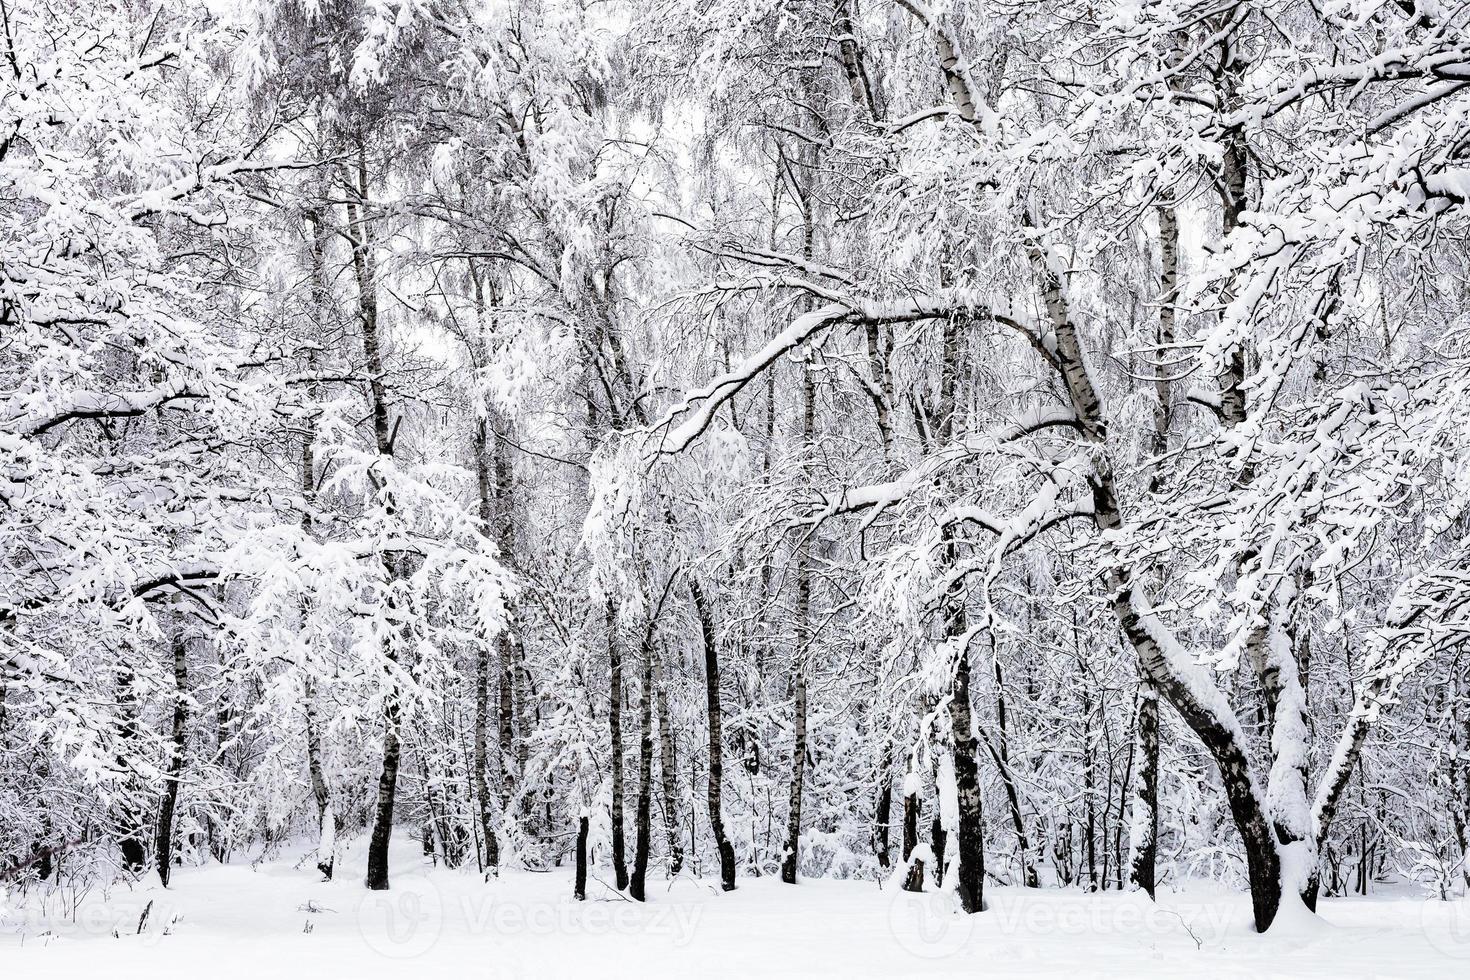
1022;230;1287;930
988;651;1037;887
155;630;188;887
691;578;736;890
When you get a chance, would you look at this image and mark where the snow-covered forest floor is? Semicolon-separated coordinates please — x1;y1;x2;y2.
4;838;1467;978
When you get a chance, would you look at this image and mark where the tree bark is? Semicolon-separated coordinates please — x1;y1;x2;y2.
117;665;147;874
874;740;893;869
607;600;629;890
901;778;925;892
988;651;1036;887
780;367;814;886
631;639;654;901
950;641;985;911
1129;682;1160;898
1025;231;1286;931
691;578;736;890
155;630;188;887
655;655;684;876
302;206;335;881
574;812;589;900
346;142;403;893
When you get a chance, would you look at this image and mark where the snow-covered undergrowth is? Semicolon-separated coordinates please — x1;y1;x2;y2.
5;838;1468;978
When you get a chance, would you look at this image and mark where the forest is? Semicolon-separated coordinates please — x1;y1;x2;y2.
3;0;1470;974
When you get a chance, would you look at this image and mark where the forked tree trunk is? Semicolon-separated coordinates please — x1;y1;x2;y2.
346;143;404;893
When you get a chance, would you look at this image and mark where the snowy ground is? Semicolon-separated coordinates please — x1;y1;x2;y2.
5;839;1469;978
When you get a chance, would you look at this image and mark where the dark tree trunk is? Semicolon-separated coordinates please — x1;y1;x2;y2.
300;210;336;881
498;639;515;809
1129;196;1176;899
1130;682;1160;898
988;652;1036;887
1024;229;1287;931
631;646;654;901
607;601;629;891
117;667;147;874
365;686;402;891
950;645;985;912
930;812;948;888
346;142;405;893
472;416;501;872
781;366;815;886
874;741;893;869
780;619;808;886
304;675;335;880
901;782;925;892
155;631;188;886
655;656;684;876
574;813;589;900
691;578;736;890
